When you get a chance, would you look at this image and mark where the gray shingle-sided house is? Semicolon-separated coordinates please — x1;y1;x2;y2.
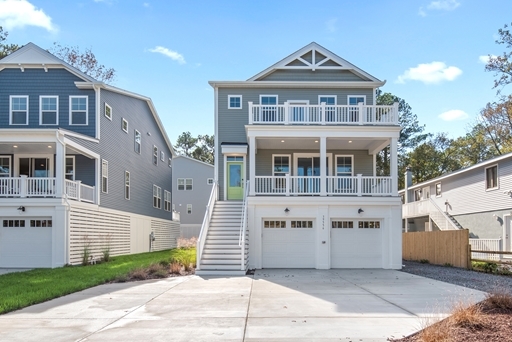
172;155;213;238
0;43;179;268
401;153;512;255
197;42;403;275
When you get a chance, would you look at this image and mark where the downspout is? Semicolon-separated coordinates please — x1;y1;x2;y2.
56;131;71;265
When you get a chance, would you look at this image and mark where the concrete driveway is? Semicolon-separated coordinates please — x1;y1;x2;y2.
0;269;485;341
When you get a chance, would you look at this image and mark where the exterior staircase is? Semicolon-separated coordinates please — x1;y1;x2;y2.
195;201;248;276
446;213;464;229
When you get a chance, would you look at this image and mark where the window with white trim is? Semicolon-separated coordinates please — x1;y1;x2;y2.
0;156;11;177
40;96;58;125
65;156;75;180
178;178;193;190
125;171;130;200
228;95;242;109
331;220;354;228
335;155;353;176
187;204;192;214
291;220;313;228
101;159;108;193
273;155;290;176
105;103;112;120
164;190;171;211
264;220;286;228
70;96;88;125
485;165;498;190
260;95;278;121
10;96;29;125
207;178;214;185
168;158;172;168
122;118;128;133
134;130;141;154
435;183;442;196
160;151;165;161
319;95;337;121
153;185;161;209
30;219;52;227
153;146;158;165
348;95;366;105
358;221;380;229
3;219;25;227
414;189;421;201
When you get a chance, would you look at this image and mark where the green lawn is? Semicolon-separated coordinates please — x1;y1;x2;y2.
0;248;196;315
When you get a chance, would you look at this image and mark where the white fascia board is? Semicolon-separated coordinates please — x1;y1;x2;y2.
208;81;385;88
247;195;402;206
221;145;248;155
62;137;100;159
245;125;400;139
0;128;59;142
403;152;512;191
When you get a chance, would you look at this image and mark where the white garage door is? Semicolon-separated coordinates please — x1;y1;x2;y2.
262;219;315;268
331;219;382;268
0;218;52;268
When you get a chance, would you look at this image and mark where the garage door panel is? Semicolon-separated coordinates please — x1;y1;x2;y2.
0;226;52;268
331;221;382;268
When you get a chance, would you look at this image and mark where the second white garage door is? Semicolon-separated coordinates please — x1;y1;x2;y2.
262;219;315;268
331;219;382;268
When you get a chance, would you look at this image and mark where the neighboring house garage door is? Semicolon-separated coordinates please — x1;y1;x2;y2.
331;219;382;268
262;219;315;268
0;218;52;268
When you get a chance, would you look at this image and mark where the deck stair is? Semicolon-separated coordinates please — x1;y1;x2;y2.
195;201;248;276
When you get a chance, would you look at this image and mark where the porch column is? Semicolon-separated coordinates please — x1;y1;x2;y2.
249;136;256;196
55;138;65;197
320;137;326;196
390;137;398;196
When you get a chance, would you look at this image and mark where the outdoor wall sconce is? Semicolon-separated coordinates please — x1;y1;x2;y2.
358;208;364;214
17;206;25;212
284;208;290;213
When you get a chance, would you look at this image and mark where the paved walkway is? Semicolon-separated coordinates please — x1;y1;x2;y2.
0;269;485;341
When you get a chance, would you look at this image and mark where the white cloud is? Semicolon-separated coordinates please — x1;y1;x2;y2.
149;46;186;64
0;0;56;32
418;7;427;17
479;55;497;64
143;2;150;7
438;109;468;121
326;18;337;33
427;0;460;11
396;61;462;84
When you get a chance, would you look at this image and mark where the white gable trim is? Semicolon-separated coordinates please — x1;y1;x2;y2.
247;42;382;83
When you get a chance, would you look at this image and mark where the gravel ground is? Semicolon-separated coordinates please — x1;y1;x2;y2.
400;260;512;294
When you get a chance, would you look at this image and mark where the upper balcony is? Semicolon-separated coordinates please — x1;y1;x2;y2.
248;102;399;126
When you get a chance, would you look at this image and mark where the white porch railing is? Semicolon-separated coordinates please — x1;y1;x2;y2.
248;102;398;125
239;180;250;270
0;177;95;203
254;175;392;196
196;181;218;271
402;198;460;231
470;238;502;261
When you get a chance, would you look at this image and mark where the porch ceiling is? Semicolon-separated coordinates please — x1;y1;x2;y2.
255;137;390;151
0;143;56;154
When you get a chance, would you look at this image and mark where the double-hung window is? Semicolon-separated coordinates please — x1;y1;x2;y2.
105;103;112;120
260;95;278;122
168;157;172;168
485;165;498;190
160;151;165;162
228;95;242;109
0;156;11;177
122;118;128;133
101;159;108;193
70;96;88;125
65;157;75;180
153;185;161;209
335;155;354;192
125;171;130;200
319;95;336;122
153;146;158;165
164;190;171;211
40;96;58;125
134;130;141;154
273;155;290;191
10;96;29;125
177;178;193;190
347;95;365;122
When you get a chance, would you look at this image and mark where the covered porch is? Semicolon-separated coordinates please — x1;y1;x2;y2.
0;130;99;204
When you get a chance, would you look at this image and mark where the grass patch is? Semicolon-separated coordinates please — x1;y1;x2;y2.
0;248;196;315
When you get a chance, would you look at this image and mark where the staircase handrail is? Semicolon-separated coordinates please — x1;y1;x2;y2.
428;198;460;230
196;180;218;270
239;180;250;270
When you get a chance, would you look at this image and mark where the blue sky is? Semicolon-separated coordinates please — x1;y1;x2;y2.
1;0;511;143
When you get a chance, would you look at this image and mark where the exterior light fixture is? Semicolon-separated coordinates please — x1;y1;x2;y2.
13;145;18;148
348;140;352;143
314;140;318;143
17;206;25;212
281;140;285;143
284;208;290;213
358;208;364;214
48;145;52;148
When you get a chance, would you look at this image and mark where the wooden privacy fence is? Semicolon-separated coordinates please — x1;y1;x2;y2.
402;229;470;269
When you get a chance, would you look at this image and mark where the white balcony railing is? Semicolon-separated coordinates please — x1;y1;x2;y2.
249;102;399;125
0;177;96;203
254;175;392;196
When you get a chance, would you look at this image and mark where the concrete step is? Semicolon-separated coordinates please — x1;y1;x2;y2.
198;264;247;270
200;259;246;265
201;253;242;259
195;269;247;276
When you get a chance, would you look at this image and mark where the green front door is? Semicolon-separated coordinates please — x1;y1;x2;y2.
227;161;244;200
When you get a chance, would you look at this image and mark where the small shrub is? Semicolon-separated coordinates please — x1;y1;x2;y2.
81;235;91;266
159;260;170;267
449;301;487;330
101;233;112;262
129;268;148;280
115;274;128;283
485;290;512;312
147;263;167;275
177;237;197;249
482;262;498;274
418;316;451;342
170;261;182;275
153;269;168;278
420;259;430;264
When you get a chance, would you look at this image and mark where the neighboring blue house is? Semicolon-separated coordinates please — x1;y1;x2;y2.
0;43;179;268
